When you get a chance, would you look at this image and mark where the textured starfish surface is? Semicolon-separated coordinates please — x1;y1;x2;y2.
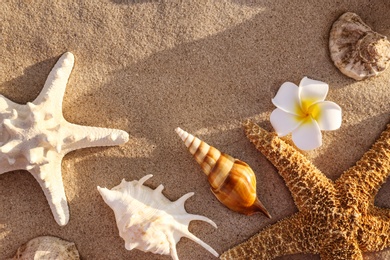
0;52;129;226
221;120;390;260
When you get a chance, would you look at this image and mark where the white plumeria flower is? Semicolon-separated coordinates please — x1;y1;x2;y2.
270;77;342;150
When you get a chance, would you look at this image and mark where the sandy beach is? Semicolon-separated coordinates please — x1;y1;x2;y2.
1;1;390;259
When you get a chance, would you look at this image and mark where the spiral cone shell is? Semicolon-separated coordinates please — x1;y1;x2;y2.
175;127;271;218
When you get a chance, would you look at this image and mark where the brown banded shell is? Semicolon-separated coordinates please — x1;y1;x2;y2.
11;236;80;260
175;127;271;218
329;12;390;80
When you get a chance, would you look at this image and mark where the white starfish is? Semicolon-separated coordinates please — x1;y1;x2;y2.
0;52;129;226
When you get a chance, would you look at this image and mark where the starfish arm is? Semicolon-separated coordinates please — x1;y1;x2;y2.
220;213;318;259
336;124;390;205
61;123;129;154
0;95;24;112
29;156;69;226
358;206;390;252
319;237;362;260
243;120;336;211
32;52;74;114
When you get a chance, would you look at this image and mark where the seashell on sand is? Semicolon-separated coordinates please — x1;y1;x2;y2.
97;174;219;260
175;127;271;218
11;236;80;260
329;12;390;80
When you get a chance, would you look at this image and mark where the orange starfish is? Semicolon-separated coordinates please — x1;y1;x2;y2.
221;120;390;260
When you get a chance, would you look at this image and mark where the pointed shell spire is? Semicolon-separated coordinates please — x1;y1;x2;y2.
175;127;271;218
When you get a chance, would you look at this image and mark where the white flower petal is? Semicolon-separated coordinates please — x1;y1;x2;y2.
271;82;304;116
299;77;329;111
291;117;322;150
270;108;303;136
310;101;342;131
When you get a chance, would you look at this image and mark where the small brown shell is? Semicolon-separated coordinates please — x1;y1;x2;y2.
329;12;390;80
175;127;271;218
11;236;80;260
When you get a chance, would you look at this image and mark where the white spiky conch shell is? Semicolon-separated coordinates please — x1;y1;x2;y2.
97;174;219;260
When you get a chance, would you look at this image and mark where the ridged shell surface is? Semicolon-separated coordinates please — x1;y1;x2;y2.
11;236;80;260
97;174;219;260
175;127;271;218
329;12;390;80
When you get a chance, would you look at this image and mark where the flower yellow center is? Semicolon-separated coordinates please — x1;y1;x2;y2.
295;99;321;123
308;103;321;121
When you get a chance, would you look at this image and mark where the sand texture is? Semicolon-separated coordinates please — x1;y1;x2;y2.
1;1;390;259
